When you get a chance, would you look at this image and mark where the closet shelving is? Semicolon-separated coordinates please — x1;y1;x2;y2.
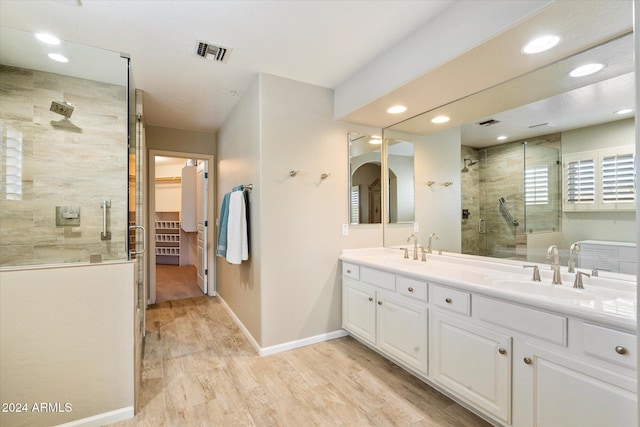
155;212;181;265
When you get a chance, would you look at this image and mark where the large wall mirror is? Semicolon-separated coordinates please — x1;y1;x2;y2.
383;14;636;280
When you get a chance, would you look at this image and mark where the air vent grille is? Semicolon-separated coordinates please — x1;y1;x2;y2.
477;118;500;127
196;41;230;62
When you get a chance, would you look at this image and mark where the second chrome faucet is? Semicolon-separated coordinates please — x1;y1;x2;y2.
546;245;562;285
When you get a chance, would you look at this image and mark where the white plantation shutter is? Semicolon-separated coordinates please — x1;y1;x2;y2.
601;153;635;203
525;165;549;205
566;159;595;203
350;185;359;224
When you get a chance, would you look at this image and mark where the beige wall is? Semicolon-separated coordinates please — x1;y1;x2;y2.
0;262;135;426
146;126;215;155
0;65;128;267
216;73;382;349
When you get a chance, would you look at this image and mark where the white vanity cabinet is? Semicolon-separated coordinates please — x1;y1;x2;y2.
521;342;637;427
341;262;428;374
429;296;512;423
340;254;637;427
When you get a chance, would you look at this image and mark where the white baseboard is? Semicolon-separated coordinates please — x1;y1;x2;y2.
55;406;134;427
216;295;348;357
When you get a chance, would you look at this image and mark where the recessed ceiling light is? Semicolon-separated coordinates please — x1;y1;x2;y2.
431;115;450;124
615;108;633;115
569;63;604;77
35;33;60;45
369;138;382;145
387;105;407;114
497;135;508;141
48;53;68;63
522;35;560;54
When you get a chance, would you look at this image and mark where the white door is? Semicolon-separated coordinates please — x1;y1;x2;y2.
196;161;208;294
342;279;376;345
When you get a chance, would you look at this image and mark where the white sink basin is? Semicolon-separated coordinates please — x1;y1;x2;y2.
489;278;621;301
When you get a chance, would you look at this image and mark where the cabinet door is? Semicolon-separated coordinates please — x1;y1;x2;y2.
342;279;376;345
430;311;512;423
523;344;637;427
377;291;428;374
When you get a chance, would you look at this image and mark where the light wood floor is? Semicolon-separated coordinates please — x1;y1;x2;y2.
156;264;204;302
109;296;492;427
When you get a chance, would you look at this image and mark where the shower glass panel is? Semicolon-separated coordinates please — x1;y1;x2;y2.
0;27;129;267
523;141;561;233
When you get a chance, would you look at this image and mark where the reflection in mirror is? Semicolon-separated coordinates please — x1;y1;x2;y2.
387;139;415;223
383;33;636;279
349;133;382;224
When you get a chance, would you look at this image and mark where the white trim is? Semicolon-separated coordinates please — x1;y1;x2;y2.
259;329;349;357
216;295;348;357
54;406;134;427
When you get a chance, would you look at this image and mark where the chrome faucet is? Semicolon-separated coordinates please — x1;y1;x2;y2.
568;243;580;273
546;245;562;285
574;271;590;289
428;233;439;254
407;233;419;260
523;265;541;281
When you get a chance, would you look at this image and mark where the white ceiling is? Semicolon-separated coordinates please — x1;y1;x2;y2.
0;0;454;133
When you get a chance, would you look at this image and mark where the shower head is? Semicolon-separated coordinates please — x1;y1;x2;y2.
50;100;74;118
461;158;478;172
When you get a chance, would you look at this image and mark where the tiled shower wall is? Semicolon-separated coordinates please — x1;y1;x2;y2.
462;133;561;259
0;65;128;266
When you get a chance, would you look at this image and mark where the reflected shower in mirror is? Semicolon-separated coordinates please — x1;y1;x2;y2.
383;31;636;279
387;138;415;223
349;133;382;224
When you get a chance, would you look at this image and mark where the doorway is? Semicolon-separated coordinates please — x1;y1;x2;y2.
148;150;215;305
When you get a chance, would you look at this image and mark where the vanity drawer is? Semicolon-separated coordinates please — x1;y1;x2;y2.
342;262;360;280
430;284;470;316
475;296;567;346
582;323;636;369
397;276;427;302
361;266;395;291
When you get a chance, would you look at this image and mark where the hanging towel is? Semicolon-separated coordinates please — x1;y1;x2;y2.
216;192;232;258
226;190;249;264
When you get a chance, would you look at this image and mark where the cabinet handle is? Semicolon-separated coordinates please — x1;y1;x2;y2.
445;298;452;304
368;297;373;302
377;301;382;306
408;287;414;292
523;357;532;365
615;346;627;355
498;348;507;355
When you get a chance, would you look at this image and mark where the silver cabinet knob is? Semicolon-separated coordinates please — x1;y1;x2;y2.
445;298;452;304
498;348;507;355
377;301;382;306
523;357;532;365
408;287;414;292
368;297;373;302
615;346;627;355
347;269;351;274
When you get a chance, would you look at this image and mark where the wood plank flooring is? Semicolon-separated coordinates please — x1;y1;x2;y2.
109;296;492;427
156;264;204;302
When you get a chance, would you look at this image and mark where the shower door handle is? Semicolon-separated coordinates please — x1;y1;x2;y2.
129;225;146;256
478;219;486;234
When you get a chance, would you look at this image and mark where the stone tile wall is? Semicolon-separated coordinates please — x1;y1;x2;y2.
0;65;128;266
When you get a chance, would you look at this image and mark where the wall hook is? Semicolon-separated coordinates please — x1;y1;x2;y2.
289;170;300;177
427;180;437;187
320;173;331;180
442;181;453;187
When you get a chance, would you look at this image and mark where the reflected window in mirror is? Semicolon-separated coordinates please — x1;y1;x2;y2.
349;133;382;224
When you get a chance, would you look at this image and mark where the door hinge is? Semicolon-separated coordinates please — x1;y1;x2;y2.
205;269;208;276
204;172;208;178
204;220;208;227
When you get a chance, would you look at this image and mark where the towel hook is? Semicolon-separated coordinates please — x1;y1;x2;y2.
320;173;331;180
289;170;300;177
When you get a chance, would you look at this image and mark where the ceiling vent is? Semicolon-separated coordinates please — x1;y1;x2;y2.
477;118;500;127
196;41;230;62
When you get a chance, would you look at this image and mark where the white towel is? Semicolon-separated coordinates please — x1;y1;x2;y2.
226;190;249;264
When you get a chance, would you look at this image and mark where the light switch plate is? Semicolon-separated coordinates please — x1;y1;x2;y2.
342;224;349;236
